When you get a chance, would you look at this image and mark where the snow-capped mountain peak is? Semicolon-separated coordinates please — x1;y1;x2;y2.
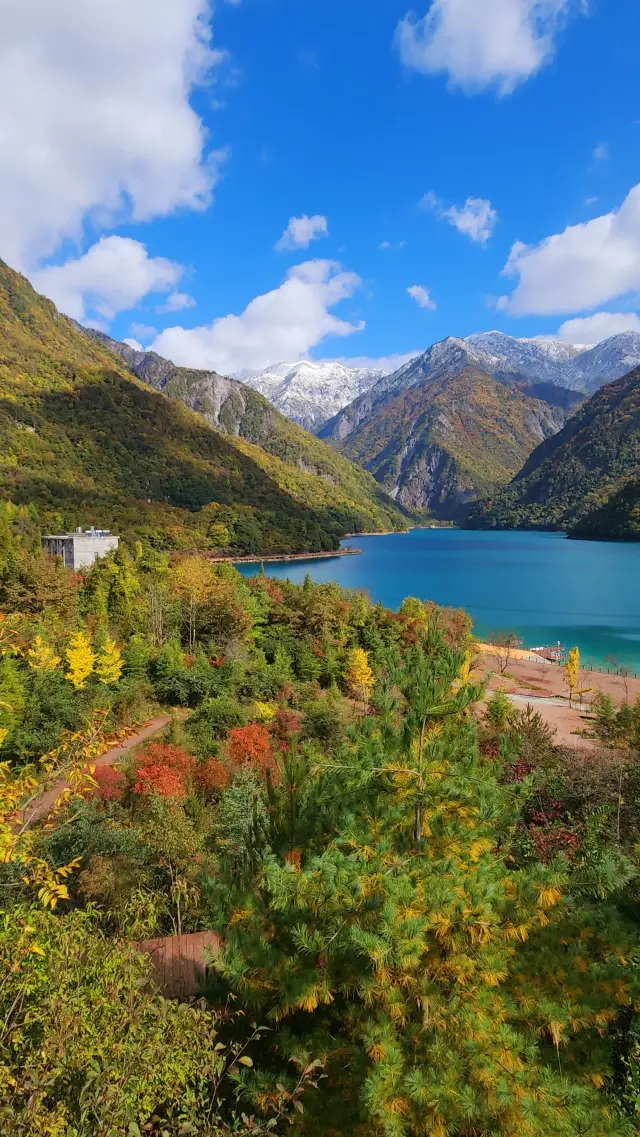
237;358;398;430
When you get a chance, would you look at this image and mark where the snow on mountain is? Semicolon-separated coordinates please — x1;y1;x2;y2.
561;332;640;393
377;331;640;401
237;359;398;431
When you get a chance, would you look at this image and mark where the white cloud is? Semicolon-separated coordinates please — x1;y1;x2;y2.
379;240;391;250
123;338;144;351
275;214;328;251
584;196;599;206
157;291;197;313
557;311;640;344
421;191;497;244
326;351;422;371
396;0;578;95
30;236;183;322
378;239;407;251
0;0;225;269
503;183;640;315
593;142;609;162
129;322;157;341
407;285;437;310
149;259;364;373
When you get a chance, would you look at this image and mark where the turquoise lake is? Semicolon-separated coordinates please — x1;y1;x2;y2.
236;529;640;671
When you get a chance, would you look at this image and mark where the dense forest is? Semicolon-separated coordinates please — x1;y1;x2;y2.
466;367;640;539
0;260;407;555
3;500;640;1135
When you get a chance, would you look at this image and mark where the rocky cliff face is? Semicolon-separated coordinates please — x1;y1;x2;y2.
83;329;281;444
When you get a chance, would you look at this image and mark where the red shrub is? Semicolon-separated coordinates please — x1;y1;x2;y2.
271;707;302;747
133;742;194;800
196;757;230;792
227;723;276;779
93;764;126;802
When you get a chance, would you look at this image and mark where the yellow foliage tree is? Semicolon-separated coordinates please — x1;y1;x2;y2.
27;635;61;673
171;555;214;649
95;638;124;685
565;645;580;709
65;631;95;690
344;647;374;709
0;712;109;907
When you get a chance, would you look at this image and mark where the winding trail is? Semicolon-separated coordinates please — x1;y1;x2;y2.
22;714;171;826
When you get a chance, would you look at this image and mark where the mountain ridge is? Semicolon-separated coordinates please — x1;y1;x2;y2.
465;366;640;539
0;259;407;554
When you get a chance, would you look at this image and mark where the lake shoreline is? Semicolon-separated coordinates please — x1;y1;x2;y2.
210;547;361;565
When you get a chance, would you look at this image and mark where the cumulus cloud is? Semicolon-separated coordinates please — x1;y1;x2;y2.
149;259;364;373
275;214;328;251
129;322;158;341
407;285;437;310
421;191;497;244
0;0;224;269
502;183;640;315
30;236;183;322
396;0;578;95
157;291;197;313
557;311;640;344
593;142;609;162
379;239;407;251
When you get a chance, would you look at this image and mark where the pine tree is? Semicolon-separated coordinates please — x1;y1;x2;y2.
213;637;637;1137
65;631;95;690
95;638;124;685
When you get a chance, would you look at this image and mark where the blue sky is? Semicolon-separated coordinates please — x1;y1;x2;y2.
3;0;640;373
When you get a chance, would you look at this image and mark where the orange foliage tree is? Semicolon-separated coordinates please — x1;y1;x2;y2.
226;723;277;780
133;742;194;800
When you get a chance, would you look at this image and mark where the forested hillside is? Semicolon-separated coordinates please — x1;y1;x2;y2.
3;507;640;1135
0;260;406;554
467;367;640;538
320;365;580;518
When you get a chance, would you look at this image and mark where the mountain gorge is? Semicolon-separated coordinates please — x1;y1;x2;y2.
466;366;640;539
318;330;640;518
0;260;406;554
320;364;582;517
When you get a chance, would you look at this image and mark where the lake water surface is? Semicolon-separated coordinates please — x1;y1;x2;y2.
236;529;640;670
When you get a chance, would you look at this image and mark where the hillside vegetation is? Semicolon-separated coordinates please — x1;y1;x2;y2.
3;510;640;1135
321;366;578;518
0;260;406;554
467;367;640;539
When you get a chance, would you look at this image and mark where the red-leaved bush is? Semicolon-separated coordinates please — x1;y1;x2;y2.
93;765;126;802
196;757;230;793
271;707;302;748
133;742;194;800
226;723;277;780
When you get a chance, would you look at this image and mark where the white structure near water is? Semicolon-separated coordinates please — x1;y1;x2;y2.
42;527;119;571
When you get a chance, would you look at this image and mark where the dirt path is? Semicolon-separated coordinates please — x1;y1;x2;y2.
21;714;172;826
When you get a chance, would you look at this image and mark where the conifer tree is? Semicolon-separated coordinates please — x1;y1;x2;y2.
213;636;637;1137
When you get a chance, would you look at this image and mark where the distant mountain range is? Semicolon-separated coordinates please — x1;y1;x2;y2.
237;359;397;431
317;330;640;517
235;331;640;438
466;366;640;540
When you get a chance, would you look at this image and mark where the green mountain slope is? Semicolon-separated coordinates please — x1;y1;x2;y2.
320;366;579;519
0;260;406;554
466;367;640;539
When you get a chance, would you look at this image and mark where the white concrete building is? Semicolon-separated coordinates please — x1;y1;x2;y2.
42;527;119;571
